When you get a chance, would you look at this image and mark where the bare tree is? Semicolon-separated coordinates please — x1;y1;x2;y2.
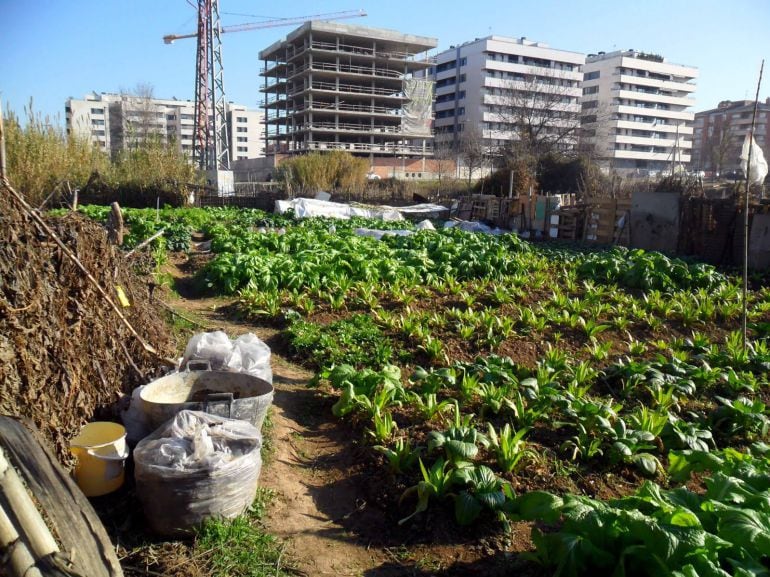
111;83;164;153
432;138;456;196
706;116;736;175
490;69;582;162
458;125;487;191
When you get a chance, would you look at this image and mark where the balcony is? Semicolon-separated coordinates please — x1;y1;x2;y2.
612;88;695;108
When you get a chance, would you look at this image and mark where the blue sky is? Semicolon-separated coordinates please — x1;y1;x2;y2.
1;0;768;125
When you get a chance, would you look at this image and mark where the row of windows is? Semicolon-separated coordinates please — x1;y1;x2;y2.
585;71;600;81
435;107;465;119
435;74;466;89
484;52;578;72
436;91;466;103
428;57;467;75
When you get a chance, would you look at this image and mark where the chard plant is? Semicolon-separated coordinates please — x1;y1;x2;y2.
487;423;531;474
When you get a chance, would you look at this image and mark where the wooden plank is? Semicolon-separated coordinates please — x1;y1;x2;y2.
0;416;123;577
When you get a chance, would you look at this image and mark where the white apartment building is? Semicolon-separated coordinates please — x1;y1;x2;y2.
65;92;264;161
422;36;585;155
580;50;697;175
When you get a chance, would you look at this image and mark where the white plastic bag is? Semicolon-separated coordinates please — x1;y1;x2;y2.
134;410;262;536
233;334;273;383
182;331;233;370
181;331;272;383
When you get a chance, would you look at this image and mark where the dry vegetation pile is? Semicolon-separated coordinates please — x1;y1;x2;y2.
0;192;176;461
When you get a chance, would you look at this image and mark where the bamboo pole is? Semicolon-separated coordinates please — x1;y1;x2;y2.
0;447;53;577
0;505;43;577
0;96;6;180
742;59;765;350
0;449;59;558
125;229;165;258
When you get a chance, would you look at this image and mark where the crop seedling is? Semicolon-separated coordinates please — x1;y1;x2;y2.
487;423;531;473
399;457;455;525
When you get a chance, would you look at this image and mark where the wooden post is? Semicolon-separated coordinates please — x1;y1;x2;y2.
107;202;124;246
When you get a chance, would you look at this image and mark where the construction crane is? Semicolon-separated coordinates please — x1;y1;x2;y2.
164;2;367;182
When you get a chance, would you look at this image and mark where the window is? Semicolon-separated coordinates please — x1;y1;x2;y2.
585;71;600;80
237;136;247;142
93;130;105;136
583;86;599;95
237;116;248;122
91;119;105;126
237;146;247;152
237;126;247;133
90;107;104;114
167;114;176;121
582;100;599;110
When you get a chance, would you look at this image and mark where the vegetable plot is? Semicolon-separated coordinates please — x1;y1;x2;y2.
78;206;770;575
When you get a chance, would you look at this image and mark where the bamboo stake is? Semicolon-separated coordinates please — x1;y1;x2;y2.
0;447;59;559
0;176;176;367
0;504;43;577
742;59;765;350
0;96;6;180
125;229;165;258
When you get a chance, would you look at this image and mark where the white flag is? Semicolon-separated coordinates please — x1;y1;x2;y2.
740;134;769;184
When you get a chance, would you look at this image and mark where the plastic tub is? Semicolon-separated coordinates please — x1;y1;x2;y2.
140;368;274;432
70;422;128;497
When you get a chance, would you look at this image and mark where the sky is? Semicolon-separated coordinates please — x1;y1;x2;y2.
1;0;769;126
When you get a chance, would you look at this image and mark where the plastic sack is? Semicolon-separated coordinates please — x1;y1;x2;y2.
740;134;769;185
181;331;272;383
121;385;150;445
182;331;234;370
133;410;262;536
233;334;273;383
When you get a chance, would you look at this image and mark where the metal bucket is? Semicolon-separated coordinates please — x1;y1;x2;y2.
140;364;273;432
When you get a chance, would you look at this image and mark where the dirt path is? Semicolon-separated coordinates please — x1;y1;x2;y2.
163;255;394;576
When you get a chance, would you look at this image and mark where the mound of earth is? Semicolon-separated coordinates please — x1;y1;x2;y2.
0;191;177;462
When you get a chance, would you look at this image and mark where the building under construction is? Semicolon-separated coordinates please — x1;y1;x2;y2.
259;21;437;172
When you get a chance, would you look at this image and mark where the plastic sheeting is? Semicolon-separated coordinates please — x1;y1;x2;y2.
443;220;508;235
275;197;449;221
402;78;434;137
740;134;769;185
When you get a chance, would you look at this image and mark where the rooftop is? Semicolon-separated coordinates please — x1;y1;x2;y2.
259;21;437;61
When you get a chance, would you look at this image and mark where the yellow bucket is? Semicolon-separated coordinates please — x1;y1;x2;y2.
70;422;128;497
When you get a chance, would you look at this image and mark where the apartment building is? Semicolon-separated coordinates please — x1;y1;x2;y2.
65;92;264;161
580;50;698;175
422;36;584;157
692;98;770;175
259;21;437;160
